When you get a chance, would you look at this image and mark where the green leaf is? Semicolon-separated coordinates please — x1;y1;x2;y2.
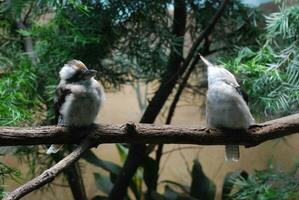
222;171;248;200
82;150;121;175
0;185;5;198
160;180;189;194
149;186;180;200
190;160;215;200
93;173;113;195
116;144;128;163
83;150;140;199
16;29;32;37
164;185;179;200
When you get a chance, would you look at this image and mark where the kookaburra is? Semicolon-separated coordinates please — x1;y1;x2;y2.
200;55;254;162
47;60;104;154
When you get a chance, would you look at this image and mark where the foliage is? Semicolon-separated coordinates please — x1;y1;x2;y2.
224;162;299;200
0;45;42;126
0;162;23;198
0;0;264;123
84;147;215;200
153;160;215;200
189;0;264;48
82;145;142;200
0;0;291;199
0;162;22;183
221;5;299;119
32;2;127;87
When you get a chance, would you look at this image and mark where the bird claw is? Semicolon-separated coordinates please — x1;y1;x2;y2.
205;128;217;133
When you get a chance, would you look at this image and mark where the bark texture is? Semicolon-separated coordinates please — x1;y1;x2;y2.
3;138;91;200
0;113;298;147
1;114;299;199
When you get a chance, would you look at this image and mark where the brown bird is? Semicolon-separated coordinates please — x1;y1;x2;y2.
47;60;105;154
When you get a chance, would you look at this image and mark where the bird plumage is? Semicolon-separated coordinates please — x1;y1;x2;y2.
200;55;254;161
47;60;104;154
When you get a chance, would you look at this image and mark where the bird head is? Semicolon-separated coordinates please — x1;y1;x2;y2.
199;54;239;87
59;60;97;82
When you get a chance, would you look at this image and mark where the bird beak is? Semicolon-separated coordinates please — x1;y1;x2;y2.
83;69;97;79
198;54;214;68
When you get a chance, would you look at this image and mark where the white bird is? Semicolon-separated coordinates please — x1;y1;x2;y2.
200;55;254;162
47;60;104;154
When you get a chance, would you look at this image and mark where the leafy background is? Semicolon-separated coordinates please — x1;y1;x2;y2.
0;0;299;199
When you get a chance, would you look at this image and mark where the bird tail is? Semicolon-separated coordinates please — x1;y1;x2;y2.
225;145;239;162
47;144;63;154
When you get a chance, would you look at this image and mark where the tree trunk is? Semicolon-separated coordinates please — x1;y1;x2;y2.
15;21;37;64
108;0;231;199
65;163;87;200
52;152;87;200
109;0;187;199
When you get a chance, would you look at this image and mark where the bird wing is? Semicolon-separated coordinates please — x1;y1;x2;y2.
239;88;249;104
54;83;71;125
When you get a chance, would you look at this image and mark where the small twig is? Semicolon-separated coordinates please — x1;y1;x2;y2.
23;1;36;24
159;145;177;175
3;138;91;200
165;53;201;124
163;146;203;155
212;160;225;180
178;148;192;175
176;0;230;79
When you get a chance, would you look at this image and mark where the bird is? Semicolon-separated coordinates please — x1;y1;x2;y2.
47;60;104;154
200;55;254;162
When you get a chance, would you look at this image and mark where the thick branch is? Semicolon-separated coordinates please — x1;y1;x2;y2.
3;138;91;200
110;0;188;199
165;44;211;125
0;114;299;147
52;151;87;200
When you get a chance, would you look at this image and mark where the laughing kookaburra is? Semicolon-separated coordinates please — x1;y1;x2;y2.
47;60;104;154
200;55;254;162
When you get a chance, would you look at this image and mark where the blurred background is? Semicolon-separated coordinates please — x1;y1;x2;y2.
0;0;299;199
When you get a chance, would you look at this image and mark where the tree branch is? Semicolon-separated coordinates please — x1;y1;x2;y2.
176;0;230;78
109;0;188;198
1;114;299;199
0;114;299;147
3;138;91;200
108;1;230;199
52;151;88;200
23;1;35;24
165;44;210;125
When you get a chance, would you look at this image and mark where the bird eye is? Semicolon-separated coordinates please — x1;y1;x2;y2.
81;68;88;73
